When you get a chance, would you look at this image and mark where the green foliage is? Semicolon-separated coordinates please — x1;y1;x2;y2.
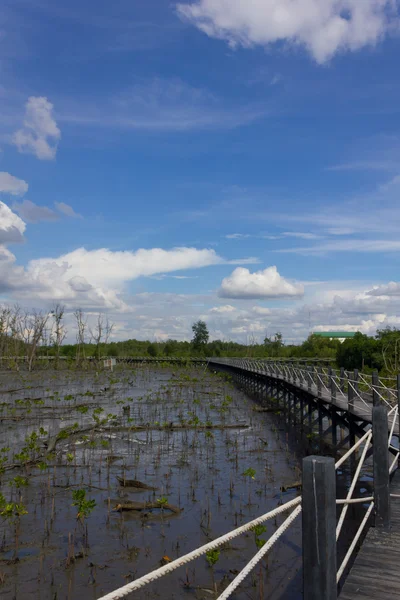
191;320;209;349
0;493;28;521
9;476;29;488
243;468;256;480
156;496;168;507
205;548;220;567
71;489;96;520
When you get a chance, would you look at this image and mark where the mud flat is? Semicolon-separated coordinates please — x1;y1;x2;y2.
0;365;309;599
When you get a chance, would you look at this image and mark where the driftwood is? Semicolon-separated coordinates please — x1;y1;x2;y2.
116;476;158;491
280;481;302;493
113;500;182;514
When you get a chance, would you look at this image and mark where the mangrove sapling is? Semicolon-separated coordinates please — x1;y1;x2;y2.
0;493;28;560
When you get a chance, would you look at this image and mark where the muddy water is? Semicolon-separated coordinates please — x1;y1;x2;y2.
0;365;356;599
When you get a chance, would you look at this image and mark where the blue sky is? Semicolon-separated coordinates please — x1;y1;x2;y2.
1;0;400;343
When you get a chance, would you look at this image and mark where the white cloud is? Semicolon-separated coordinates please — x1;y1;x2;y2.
0;246;228;311
282;231;323;240
177;0;399;63
251;306;271;316
55;202;83;218
225;233;251;240
367;282;400;297
209;304;236;314
277;239;400;255
12;199;59;223
0;201;26;244
28;246;223;290
0;172;28;196
218;266;304;299
12;97;61;160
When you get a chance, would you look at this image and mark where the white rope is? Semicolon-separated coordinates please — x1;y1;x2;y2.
217;505;302;600
336;496;373;504
337;502;374;582
389;451;400;474
96;497;301;600
336;431;372;540
335;429;371;470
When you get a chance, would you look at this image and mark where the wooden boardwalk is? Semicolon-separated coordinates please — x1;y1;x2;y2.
340;470;400;599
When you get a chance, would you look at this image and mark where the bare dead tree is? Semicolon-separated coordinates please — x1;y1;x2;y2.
89;314;115;360
104;315;114;345
89;313;104;361
74;309;87;364
19;309;50;371
9;304;23;361
51;303;67;368
0;305;11;359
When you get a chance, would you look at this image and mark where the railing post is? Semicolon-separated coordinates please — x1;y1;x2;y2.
340;367;345;393
308;366;312;392
317;366;322;398
348;372;354;412
330;368;336;402
372;370;379;407
372;405;390;530
302;456;337;600
353;368;359;395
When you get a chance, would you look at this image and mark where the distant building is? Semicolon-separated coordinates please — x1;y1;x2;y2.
313;331;357;343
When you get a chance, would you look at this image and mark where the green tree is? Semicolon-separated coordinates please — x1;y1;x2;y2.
264;332;284;357
191;320;209;348
147;343;158;357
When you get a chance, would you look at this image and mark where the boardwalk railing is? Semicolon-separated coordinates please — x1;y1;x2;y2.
95;357;399;600
209;357;400;418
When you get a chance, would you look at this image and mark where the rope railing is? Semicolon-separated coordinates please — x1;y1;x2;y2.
210;358;400;416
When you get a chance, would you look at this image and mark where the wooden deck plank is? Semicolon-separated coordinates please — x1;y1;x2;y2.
339;470;400;599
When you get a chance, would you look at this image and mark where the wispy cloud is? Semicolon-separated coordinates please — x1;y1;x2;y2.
277;239;400;255
59;77;268;132
12;199;59;223
55;202;82;218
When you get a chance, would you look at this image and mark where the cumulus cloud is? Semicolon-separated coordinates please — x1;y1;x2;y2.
12;199;59;223
28;246;223;290
218;266;304;299
366;282;400;296
0;246;227;311
55;202;82;218
177;0;398;63
12;97;61;160
0;172;28;196
0;201;26;244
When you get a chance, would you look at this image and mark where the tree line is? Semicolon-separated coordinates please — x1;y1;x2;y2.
1;307;400;375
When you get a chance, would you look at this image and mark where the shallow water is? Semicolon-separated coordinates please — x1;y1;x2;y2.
0;366;305;600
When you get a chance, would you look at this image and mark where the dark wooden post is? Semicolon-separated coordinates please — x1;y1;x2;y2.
373;405;390;530
331;368;336;402
353;368;359;395
340;367;345;393
317;366;322;398
348;371;354;411
302;456;337;600
372;370;380;407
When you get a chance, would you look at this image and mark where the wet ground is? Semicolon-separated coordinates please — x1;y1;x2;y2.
0;365;304;600
0;365;369;599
